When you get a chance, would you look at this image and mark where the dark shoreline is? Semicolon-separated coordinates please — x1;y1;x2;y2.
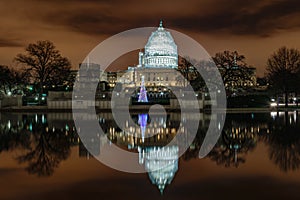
1;106;299;113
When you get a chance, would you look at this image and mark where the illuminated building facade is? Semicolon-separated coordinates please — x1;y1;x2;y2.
117;21;180;88
139;20;178;69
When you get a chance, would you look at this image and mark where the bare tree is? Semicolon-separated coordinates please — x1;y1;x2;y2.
0;65;12;95
15;40;71;96
213;50;254;92
9;68;30;95
0;65;28;96
178;56;214;91
266;47;300;108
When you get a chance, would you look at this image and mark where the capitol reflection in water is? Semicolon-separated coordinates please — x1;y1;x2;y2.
98;112;205;193
1;111;300;195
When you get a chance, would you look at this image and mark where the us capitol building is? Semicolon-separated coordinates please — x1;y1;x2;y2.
108;20;181;88
72;22;203;193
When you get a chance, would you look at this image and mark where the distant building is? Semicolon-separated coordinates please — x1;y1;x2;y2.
241;67;257;87
78;62;107;82
107;72;117;88
72;62;109;95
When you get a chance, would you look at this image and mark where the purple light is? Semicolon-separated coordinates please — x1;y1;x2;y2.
138;114;148;142
138;76;148;102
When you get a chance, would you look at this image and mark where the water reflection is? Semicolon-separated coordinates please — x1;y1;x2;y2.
104;113;180;148
261;111;300;172
17;119;71;176
139;145;179;194
1;111;300;190
102;113;182;193
208;114;258;168
0;117;30;153
0;113;78;177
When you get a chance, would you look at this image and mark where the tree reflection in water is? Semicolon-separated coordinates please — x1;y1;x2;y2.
17;130;71;176
182;114;259;168
0;119;30;153
262;111;300;172
208;127;256;168
181;126;207;161
206;113;284;168
5;114;77;177
2;111;300;178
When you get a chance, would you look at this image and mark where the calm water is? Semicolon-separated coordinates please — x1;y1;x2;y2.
1;111;300;199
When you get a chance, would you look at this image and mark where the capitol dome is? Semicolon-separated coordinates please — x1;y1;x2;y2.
141;21;178;69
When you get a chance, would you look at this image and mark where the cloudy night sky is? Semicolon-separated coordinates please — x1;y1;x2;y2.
1;0;300;76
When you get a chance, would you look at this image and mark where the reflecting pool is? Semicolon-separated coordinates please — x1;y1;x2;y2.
1;111;300;199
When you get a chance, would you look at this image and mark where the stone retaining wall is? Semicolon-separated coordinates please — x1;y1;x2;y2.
0;95;22;108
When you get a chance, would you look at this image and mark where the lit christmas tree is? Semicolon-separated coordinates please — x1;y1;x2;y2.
138;76;148;102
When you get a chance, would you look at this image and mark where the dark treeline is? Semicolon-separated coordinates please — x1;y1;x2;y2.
0;40;72;98
0;40;299;107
